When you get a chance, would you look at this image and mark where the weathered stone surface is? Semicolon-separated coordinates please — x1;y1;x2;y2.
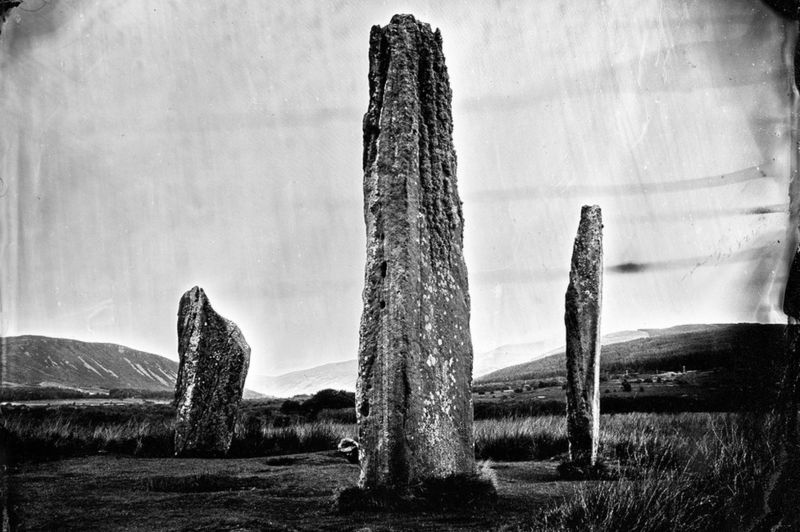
564;205;603;466
356;14;475;490
174;286;250;457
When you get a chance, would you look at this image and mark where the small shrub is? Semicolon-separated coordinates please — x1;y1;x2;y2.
301;389;355;419
279;400;302;415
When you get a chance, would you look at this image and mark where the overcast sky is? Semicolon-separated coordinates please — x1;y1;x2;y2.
0;0;795;378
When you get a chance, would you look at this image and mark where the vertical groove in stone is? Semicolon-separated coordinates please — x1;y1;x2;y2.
356;14;474;490
564;205;603;466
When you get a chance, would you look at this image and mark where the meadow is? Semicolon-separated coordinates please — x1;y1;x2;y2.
1;394;782;530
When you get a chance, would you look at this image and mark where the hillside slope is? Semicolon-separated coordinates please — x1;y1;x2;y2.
248;359;358;398
1;335;178;392
477;323;785;383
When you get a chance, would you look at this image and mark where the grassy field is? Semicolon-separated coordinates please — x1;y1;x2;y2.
3;322;792;528
473;365;781;420
2;402;749;465
2;405;782;530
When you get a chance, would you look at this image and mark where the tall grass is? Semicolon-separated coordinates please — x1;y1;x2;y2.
533;413;777;531
474;416;567;460
229;419;355;457
0;409;354;460
2;407;569;461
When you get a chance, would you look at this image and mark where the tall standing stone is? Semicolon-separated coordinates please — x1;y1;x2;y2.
356;14;475;490
564;205;603;466
782;247;800;444
174;286;250;457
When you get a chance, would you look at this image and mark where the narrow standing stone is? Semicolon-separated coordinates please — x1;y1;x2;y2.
356;14;475;490
782;247;800;445
564;205;603;466
174;286;250;457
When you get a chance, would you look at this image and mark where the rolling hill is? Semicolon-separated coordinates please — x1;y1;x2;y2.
477;323;785;383
1;335;179;393
246;331;656;397
248;359;358;398
247;343;570;397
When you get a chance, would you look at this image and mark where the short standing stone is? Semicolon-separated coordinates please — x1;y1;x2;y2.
564;205;603;466
174;286;250;457
356;14;475;490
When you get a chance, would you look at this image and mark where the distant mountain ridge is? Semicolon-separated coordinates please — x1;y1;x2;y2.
246;329;658;397
477;323;784;383
249;359;358;398
246;346;555;397
473;341;553;377
1;335;178;393
19;324;777;398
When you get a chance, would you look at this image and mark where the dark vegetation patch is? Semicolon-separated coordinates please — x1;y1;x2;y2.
0;387;92;401
107;389;174;400
472;391;769;421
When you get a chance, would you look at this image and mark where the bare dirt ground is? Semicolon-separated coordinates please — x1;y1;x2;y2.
7;452;578;531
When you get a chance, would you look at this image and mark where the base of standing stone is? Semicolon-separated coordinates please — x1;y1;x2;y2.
334;472;497;513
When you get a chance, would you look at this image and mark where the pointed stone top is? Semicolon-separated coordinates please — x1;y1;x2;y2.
184;285;204;298
581;204;602;218
378;13;438;37
177;286;233;342
178;286;208;315
575;206;603;246
390;13;418;24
